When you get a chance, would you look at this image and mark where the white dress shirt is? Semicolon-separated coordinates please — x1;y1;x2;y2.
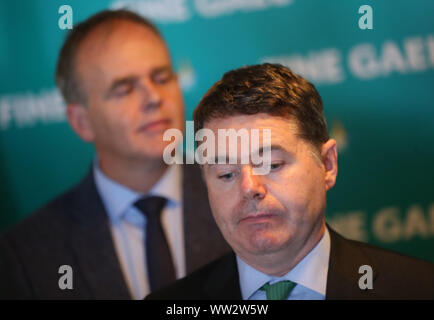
237;227;331;300
93;162;185;299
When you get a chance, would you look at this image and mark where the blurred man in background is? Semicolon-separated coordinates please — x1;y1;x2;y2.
0;9;228;299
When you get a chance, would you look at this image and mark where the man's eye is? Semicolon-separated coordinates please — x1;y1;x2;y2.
270;162;284;171
218;172;234;181
114;84;134;96
153;71;174;84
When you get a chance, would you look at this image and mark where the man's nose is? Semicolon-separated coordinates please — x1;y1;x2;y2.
240;166;266;201
139;78;162;112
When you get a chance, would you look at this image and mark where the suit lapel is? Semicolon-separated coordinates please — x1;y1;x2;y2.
66;164;228;298
203;252;242;299
182;164;230;273
67;170;131;299
326;226;380;299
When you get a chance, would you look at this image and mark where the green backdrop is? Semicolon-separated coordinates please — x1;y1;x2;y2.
1;0;433;262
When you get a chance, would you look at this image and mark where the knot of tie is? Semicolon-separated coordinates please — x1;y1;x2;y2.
260;280;297;300
134;196;167;219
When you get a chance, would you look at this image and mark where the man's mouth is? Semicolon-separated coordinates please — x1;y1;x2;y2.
139;118;172;133
239;212;277;224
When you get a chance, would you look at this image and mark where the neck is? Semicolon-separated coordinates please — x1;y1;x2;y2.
240;220;326;277
97;153;168;194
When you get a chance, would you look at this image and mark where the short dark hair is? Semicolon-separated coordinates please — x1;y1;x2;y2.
55;9;162;105
193;63;329;150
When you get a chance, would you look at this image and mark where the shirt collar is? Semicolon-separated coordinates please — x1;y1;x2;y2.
147;163;182;205
237;226;331;299
93;160;182;223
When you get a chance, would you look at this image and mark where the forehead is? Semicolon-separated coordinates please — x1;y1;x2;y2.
204;113;301;145
76;20;170;83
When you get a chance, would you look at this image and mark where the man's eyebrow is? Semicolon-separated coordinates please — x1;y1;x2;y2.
207;145;291;166
255;144;292;155
106;66;174;94
212;155;232;165
151;66;175;78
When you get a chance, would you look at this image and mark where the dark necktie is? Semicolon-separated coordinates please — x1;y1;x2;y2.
134;196;176;291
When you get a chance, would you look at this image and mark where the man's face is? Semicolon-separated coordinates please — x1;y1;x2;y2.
74;21;184;162
203;114;337;263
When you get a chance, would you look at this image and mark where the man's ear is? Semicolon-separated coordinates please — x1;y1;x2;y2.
321;139;338;191
66;104;95;142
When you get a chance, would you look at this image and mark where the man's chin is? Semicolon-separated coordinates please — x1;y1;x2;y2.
243;232;288;255
133;143;169;159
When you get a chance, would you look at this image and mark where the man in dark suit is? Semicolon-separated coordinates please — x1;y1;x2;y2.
0;10;229;299
146;63;434;300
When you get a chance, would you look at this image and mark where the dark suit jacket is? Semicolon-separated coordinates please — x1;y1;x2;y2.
0;164;230;299
146;227;434;300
